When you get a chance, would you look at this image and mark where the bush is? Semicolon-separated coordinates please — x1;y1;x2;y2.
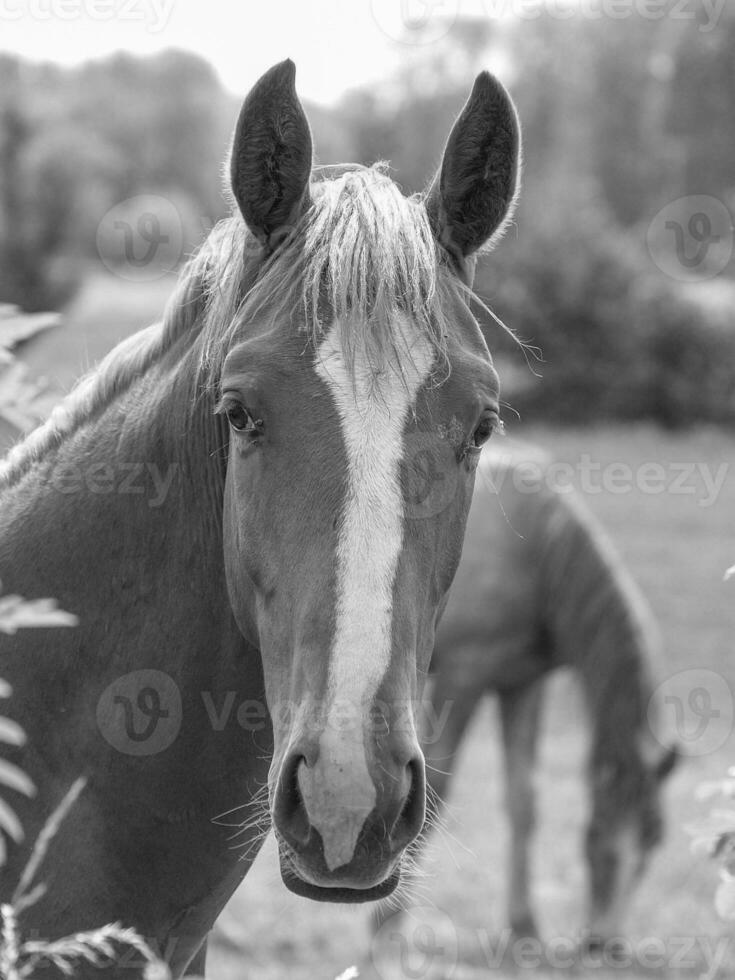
476;193;735;427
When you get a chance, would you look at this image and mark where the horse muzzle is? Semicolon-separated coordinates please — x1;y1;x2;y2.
271;730;426;902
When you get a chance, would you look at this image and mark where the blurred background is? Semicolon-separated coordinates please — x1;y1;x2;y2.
1;1;734;978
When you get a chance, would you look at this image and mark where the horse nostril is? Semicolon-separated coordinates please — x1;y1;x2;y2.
274;753;310;849
391;756;426;850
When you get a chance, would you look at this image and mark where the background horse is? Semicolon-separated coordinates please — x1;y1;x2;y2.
0;61;521;976
383;442;678;949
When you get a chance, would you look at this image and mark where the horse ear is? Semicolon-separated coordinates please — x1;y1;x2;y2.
656;744;679;782
229;59;313;251
425;71;521;263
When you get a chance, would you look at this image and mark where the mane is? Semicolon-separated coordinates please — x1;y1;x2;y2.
0;164;462;488
197;163;455;389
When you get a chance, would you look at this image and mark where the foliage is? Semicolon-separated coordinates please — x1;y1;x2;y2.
0;51;231;311
2;920;169;980
0;779;169;980
0;601;168;978
0;575;78;865
690;771;735;921
0;306;60;434
0;675;32;868
0;589;78;636
476;193;735;427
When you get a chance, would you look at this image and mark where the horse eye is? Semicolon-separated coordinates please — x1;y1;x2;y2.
224;402;259;434
472;413;501;449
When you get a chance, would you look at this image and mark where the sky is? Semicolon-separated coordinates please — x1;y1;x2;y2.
0;0;504;104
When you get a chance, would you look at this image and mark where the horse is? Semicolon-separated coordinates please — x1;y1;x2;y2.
376;441;678;950
0;60;521;976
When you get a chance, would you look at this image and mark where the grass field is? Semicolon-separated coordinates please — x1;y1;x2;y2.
8;275;735;978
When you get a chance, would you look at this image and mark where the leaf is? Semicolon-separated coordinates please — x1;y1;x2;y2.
13;776;85;903
0;595;79;634
0;361;50;431
696;778;735;801
0;308;59;353
687;811;735;839
0;716;26;747
0;794;25;844
715;871;735;920
0;758;36;798
18;921;171;980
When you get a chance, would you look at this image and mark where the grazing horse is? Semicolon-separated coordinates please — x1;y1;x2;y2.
380;442;677;947
0;61;520;976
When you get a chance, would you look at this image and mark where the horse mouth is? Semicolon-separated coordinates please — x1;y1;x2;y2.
280;863;401;903
275;835;402;903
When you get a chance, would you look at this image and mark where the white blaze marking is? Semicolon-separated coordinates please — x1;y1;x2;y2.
300;316;434;871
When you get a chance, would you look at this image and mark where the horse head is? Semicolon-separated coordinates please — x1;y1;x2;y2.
586;741;678;948
218;60;520;901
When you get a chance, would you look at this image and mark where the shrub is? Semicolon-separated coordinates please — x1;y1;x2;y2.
476;193;735;427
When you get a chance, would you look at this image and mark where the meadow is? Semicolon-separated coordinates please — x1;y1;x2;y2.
6;274;735;979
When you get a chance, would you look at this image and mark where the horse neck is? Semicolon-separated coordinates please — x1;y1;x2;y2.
0;333;237;683
541;492;656;772
0;328;273;923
